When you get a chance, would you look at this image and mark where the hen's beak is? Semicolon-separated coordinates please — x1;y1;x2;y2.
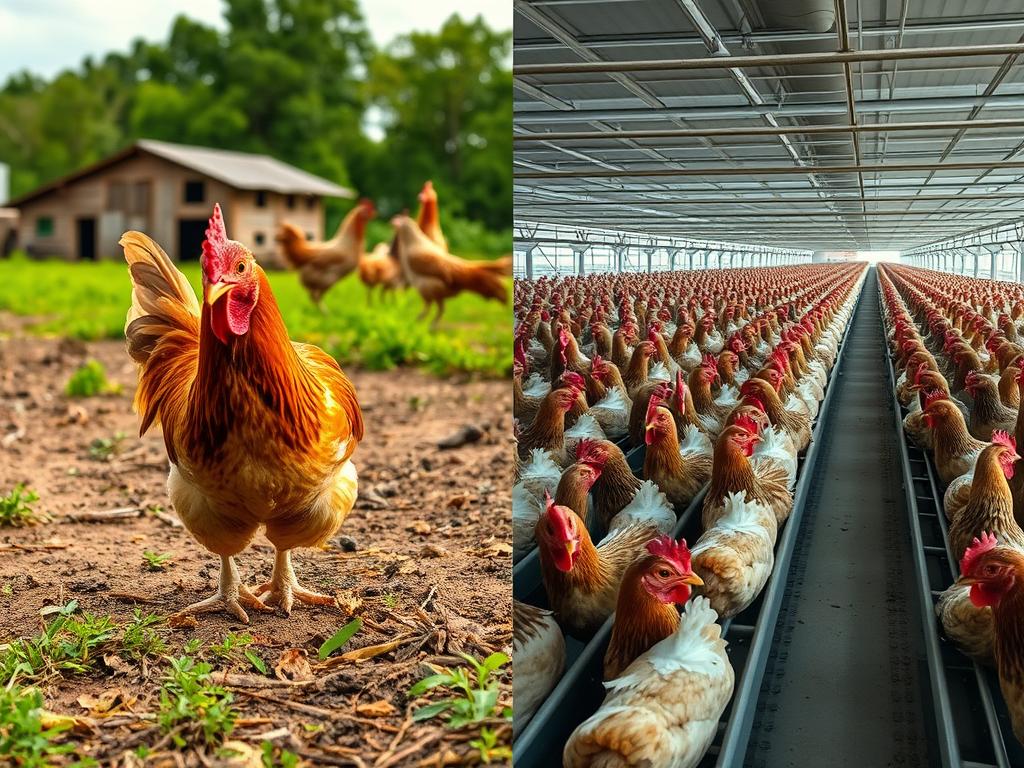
682;573;704;587
564;540;578;556
205;281;233;306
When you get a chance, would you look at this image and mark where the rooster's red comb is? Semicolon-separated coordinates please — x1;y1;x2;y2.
992;430;1016;451
701;353;718;372
646;386;669;425
960;532;998;576
646;535;692;573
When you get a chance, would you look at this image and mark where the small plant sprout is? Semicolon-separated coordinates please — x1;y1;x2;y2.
142;551;173;571
0;485;47;527
469;726;512;764
0;685;78;765
120;610;167;660
158;653;237;747
209;632;267;674
318;618;362;660
261;740;300;768
88;431;126;461
65;359;120;398
408;652;511;728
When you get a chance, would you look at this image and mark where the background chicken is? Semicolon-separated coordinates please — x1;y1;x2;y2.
276;199;376;309
390;214;510;329
122;204;363;621
563;596;734;768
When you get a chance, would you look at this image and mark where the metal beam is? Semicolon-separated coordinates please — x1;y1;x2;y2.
512;118;1024;142
514;43;1024;76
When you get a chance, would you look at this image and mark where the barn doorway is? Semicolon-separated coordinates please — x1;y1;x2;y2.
178;219;207;261
76;218;96;261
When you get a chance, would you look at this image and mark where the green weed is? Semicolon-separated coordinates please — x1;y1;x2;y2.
469;726;512;764
88;431;126;461
120;610;167;660
0;685;76;766
65;359;120;397
142;551;173;571
408;652;511;728
158;653;237;747
0;485;47;527
261;741;300;768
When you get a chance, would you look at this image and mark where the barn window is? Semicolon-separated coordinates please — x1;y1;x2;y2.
306;197;315;210
255;191;267;208
132;181;150;215
184;180;205;204
254;232;265;245
36;217;54;237
108;182;127;211
286;195;295;209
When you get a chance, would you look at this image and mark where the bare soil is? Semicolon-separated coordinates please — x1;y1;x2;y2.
0;314;512;767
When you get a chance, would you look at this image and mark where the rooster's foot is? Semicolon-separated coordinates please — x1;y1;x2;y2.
255;549;337;616
174;556;271;624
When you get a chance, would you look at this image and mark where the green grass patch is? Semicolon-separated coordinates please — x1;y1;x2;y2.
408;652;511;729
65;359;121;398
158;653;237;747
0;254;511;378
0;685;78;767
0;485;46;528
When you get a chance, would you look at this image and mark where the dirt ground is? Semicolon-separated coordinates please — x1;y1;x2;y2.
0;314;512;767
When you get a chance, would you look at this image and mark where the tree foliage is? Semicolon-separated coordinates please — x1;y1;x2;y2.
0;0;510;253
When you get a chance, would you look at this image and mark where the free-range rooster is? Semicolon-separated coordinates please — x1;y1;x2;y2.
514;261;863;767
121;204;363;621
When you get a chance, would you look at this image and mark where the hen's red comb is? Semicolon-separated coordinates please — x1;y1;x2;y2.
646;535;692;573
560;371;585;391
734;413;761;435
923;389;949;410
992;430;1017;451
701;353;718;372
646;384;669;424
960;532;998;576
575;438;606;466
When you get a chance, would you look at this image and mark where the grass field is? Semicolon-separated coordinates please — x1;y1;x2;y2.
0;254;511;377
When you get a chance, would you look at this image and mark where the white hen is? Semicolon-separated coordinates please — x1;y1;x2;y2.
563;596;734;768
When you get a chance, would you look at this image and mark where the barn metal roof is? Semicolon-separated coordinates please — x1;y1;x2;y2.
7;139;352;208
513;0;1024;255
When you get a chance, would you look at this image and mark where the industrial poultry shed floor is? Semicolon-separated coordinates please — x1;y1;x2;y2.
748;271;929;767
0;314;512;766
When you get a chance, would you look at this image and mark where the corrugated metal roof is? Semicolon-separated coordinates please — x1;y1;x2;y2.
137;140;352;198
514;0;1024;252
7;140;352;208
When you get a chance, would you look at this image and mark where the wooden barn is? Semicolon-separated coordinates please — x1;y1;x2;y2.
7;139;352;264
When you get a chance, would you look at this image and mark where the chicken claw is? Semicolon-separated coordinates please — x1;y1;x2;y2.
255;549;337;616
173;555;272;624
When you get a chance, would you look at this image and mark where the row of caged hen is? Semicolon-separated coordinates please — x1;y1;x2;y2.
881;262;1024;748
512;262;865;767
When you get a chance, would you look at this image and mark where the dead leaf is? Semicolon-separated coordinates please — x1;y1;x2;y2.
102;654;131;675
76;688;133;716
168;613;199;629
355;700;396;718
408;520;432;535
340;635;411;662
337;593;362;616
274;648;314;681
445;493;470;510
218;740;263;768
476;541;512;558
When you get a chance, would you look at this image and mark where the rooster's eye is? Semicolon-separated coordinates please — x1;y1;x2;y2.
236;262;246;274
658;569;671;578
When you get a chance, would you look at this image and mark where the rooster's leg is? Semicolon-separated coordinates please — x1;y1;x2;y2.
430;300;445;331
416;300;431;321
173;555;271;624
255;549;337;616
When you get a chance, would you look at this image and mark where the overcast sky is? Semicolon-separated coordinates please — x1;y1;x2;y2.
0;0;511;81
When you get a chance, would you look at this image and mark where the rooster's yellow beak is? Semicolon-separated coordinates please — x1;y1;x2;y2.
205;282;233;306
683;573;704;586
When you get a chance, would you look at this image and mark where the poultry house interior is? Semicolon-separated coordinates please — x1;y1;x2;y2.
512;0;1024;766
